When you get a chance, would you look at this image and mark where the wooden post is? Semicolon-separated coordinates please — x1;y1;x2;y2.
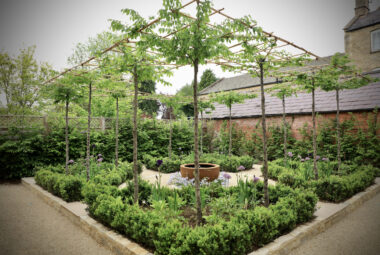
100;117;106;132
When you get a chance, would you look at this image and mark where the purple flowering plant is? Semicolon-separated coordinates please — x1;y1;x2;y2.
237;165;245;171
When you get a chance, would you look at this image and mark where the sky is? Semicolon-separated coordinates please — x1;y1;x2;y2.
1;0;380;97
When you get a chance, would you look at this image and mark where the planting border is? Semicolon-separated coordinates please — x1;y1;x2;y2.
22;177;152;255
22;177;380;255
250;177;380;255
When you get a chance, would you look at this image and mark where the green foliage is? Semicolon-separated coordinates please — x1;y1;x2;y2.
0;46;54;114
35;170;83;202
270;160;376;202
80;176;317;254
138;80;160;117
198;69;218;91
215;121;247;156
313;165;375;202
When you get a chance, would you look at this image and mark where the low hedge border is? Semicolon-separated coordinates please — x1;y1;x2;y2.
82;180;317;255
268;160;377;202
34;161;139;202
35;170;83;202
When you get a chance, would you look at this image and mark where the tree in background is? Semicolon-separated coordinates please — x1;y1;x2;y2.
0;52;15;112
176;83;194;117
111;89;126;167
175;69;217;117
199;68;218;91
0;46;53;114
160;95;187;159
211;91;256;157
266;81;297;165
198;100;215;155
320;53;373;171
50;74;83;174
295;70;325;180
138;80;160;117
67;31;120;66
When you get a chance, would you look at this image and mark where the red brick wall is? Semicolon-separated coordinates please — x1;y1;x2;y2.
208;111;380;140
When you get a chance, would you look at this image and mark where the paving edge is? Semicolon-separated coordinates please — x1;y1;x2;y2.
249;178;380;255
21;178;153;255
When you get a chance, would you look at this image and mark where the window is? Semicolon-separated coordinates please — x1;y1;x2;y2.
371;29;380;52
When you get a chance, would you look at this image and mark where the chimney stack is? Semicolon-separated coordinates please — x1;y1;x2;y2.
355;0;369;17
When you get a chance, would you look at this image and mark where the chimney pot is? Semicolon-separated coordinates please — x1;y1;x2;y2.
355;0;369;16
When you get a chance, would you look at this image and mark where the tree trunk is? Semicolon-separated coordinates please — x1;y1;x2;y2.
259;60;269;207
65;98;69;175
168;110;172;159
282;96;287;165
86;82;92;181
132;66;139;204
228;107;232;157
312;84;318;180
200;111;203;155
336;88;341;172
115;97;119;167
193;58;202;225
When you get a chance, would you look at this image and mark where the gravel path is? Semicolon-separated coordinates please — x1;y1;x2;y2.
291;192;380;255
0;183;114;255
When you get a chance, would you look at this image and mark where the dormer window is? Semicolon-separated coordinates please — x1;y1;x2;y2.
371;29;380;52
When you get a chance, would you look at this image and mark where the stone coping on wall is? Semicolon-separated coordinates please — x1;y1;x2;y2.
22;177;380;255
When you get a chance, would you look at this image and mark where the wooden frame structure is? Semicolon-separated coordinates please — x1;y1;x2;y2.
45;0;320;86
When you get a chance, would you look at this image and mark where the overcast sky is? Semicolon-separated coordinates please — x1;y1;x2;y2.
1;0;380;96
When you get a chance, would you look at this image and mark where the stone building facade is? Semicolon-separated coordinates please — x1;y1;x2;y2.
344;0;380;72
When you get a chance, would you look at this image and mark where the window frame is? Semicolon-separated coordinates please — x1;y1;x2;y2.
370;28;380;53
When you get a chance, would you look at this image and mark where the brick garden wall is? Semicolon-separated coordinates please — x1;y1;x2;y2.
208;111;380;140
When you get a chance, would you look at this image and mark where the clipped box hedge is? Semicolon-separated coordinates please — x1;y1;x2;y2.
82;180;317;255
268;160;376;202
35;170;83;202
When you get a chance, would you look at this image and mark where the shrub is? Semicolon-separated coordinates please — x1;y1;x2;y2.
35;170;83;202
235;207;279;246
270;160;376;202
313;165;375;202
278;171;308;189
79;171;317;255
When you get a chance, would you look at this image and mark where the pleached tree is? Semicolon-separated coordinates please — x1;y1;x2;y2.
319;53;372;171
211;91;256;157
266;81;297;165
50;74;83;174
109;9;172;203
221;15;309;207
149;0;231;224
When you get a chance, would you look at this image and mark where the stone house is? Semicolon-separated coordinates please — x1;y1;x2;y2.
200;0;380;139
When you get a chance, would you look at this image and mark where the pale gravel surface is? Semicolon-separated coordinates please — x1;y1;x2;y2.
0;183;114;255
131;164;276;189
291;192;380;255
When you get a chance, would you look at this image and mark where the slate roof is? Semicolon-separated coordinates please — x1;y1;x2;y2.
344;8;380;32
199;56;332;95
203;79;380;119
